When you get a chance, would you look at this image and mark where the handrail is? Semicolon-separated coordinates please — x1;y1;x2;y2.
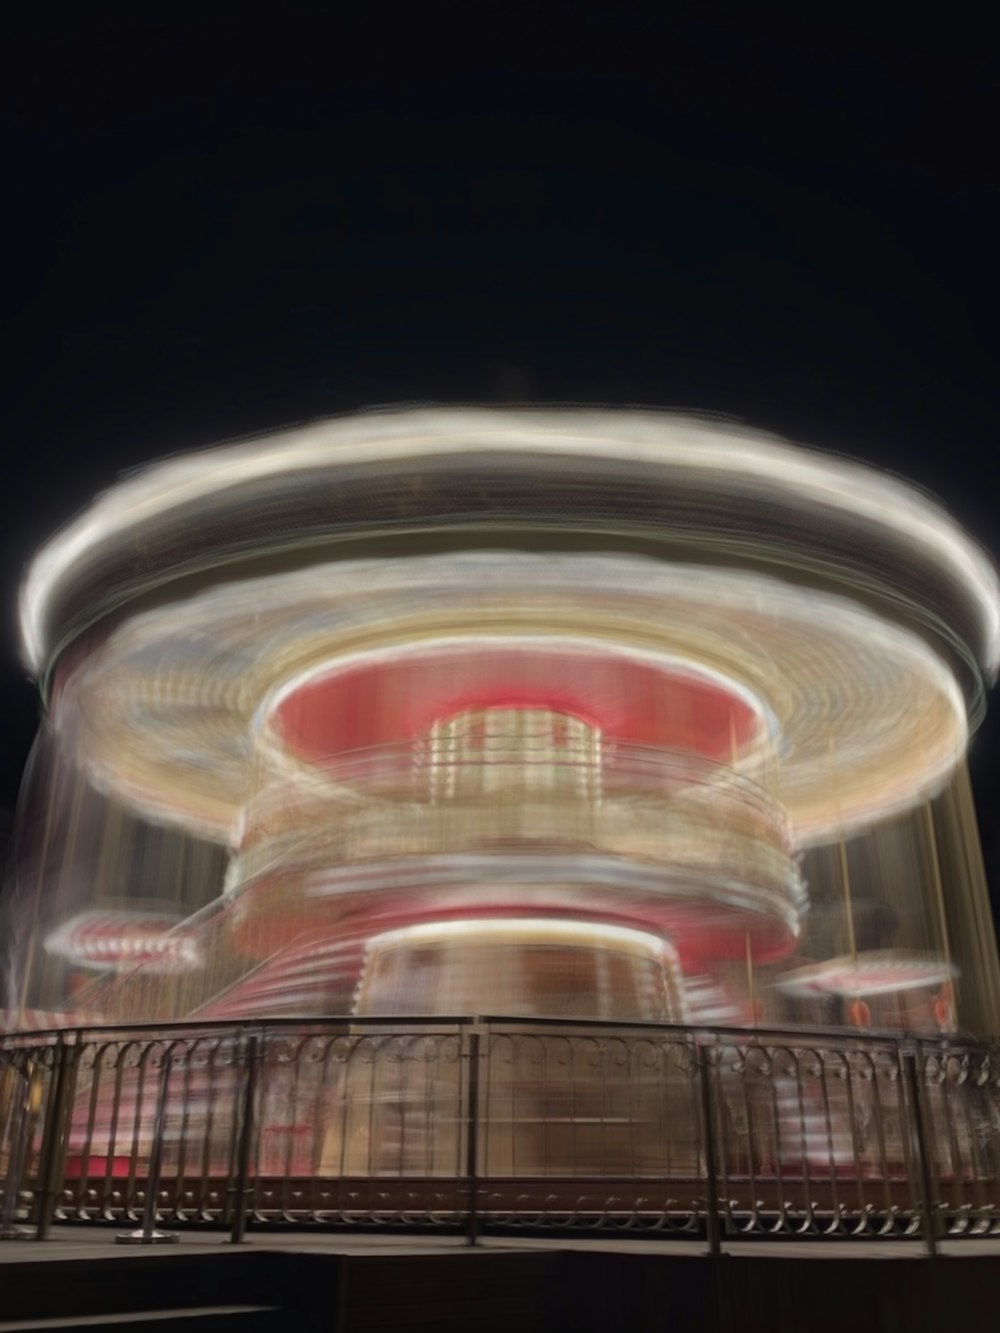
0;1013;975;1045
1;1015;993;1251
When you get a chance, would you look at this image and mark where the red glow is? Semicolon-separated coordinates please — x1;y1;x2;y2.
226;876;797;967
273;646;760;764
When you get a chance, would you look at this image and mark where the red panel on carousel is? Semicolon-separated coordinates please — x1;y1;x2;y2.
272;646;761;763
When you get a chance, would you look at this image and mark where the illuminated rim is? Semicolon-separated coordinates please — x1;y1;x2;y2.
364;917;677;957
777;951;957;998
21;409;1000;688
355;918;687;1020
54;552;968;847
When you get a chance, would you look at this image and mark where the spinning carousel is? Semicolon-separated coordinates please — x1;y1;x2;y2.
6;408;999;1039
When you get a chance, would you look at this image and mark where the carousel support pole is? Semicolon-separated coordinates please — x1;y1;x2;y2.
230;1034;261;1244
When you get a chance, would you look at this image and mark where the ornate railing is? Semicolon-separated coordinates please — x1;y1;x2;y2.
2;1017;999;1249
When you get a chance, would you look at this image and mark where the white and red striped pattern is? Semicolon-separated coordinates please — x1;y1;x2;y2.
44;910;200;973
0;1009;100;1034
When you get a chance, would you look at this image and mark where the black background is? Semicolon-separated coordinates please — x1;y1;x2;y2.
2;10;997;911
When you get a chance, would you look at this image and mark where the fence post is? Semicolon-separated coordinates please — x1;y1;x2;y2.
117;1049;178;1244
34;1037;79;1241
1;1058;35;1239
230;1033;260;1244
465;1027;482;1246
697;1043;723;1258
903;1046;939;1257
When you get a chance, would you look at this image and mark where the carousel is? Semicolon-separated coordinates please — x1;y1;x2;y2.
8;407;997;1039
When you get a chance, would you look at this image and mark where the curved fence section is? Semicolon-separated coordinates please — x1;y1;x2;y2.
3;1017;1000;1244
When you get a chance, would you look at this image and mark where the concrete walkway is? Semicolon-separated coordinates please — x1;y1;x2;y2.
1;1223;998;1262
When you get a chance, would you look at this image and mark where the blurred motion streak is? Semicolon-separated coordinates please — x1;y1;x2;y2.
3;407;1000;1237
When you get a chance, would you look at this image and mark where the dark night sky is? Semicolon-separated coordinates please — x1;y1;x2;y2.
1;13;998;896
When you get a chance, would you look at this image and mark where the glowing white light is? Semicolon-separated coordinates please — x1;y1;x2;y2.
21;410;1000;675
366;917;675;957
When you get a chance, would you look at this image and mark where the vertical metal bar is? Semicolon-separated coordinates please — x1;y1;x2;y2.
903;1047;939;1257
365;1036;379;1183
840;1053;869;1230
697;1044;722;1257
763;1053;787;1233
465;1028;481;1246
173;1042;193;1221
198;1039;218;1222
1;1061;34;1239
282;1041;302;1201
124;1046;150;1223
788;1050;813;1228
142;1056;173;1236
815;1049;843;1229
739;1047;761;1228
230;1034;260;1244
116;1050;178;1244
309;1039;331;1193
337;1037;353;1179
867;1051;895;1233
71;1039;104;1221
35;1038;79;1241
94;1047;119;1222
709;1039;733;1237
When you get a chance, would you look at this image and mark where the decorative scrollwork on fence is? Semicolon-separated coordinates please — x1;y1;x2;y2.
4;1020;1000;1238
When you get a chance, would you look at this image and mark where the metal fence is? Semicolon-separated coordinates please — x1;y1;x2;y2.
3;1017;1000;1249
